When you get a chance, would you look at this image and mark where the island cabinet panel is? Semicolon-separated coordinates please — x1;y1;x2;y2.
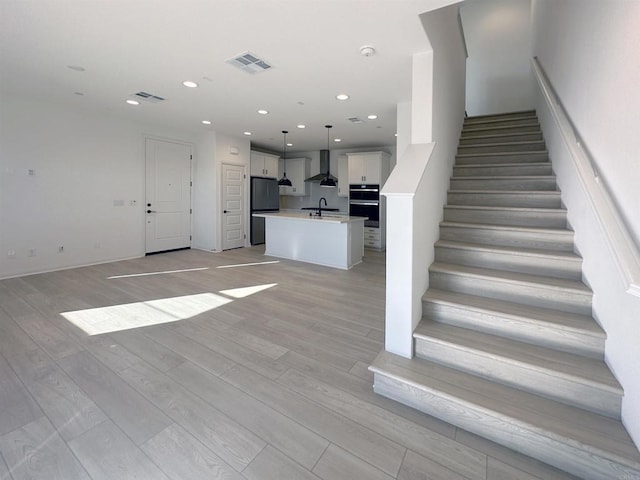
279;157;310;196
347;151;390;185
337;155;349;197
253;212;366;270
250;151;279;178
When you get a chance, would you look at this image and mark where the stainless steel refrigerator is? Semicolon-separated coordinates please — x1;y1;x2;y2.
250;176;280;245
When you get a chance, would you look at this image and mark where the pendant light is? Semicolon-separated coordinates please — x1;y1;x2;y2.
278;130;292;187
320;125;337;188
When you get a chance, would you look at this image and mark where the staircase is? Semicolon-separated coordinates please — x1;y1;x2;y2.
370;110;640;479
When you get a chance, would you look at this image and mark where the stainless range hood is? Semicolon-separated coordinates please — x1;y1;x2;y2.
305;150;338;183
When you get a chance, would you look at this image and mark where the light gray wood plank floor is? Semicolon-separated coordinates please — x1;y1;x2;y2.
0;246;579;479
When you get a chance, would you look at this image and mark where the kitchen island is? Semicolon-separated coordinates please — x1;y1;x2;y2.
252;212;367;269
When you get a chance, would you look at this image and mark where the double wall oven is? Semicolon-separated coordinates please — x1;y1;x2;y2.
349;184;380;227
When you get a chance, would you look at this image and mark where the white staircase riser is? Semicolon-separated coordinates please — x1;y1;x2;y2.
463;117;540;128
447;191;562;208
459;132;543;146
458;142;547;155
429;270;592;316
443;207;567;229
422;300;604;359
439;225;575;251
465;110;537;122
461;124;541;137
434;245;581;279
372;374;635;480
453;164;552;177
413;338;620;418
450;177;557;191
456;151;549;165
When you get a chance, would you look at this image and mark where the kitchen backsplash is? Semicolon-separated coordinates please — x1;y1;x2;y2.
280;182;348;212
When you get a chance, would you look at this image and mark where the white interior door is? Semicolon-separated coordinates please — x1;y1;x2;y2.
222;163;245;250
145;138;192;253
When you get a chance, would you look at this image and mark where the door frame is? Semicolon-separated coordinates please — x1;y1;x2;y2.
219;161;248;250
143;135;194;254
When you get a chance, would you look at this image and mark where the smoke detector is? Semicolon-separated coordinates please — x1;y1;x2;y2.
360;45;376;57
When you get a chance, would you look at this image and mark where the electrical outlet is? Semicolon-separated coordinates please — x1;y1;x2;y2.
130;200;137;206
113;199;124;207
28;248;37;257
28;169;36;176
58;246;64;253
94;242;101;249
7;250;16;259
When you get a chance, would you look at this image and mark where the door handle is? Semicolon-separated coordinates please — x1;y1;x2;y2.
147;209;157;213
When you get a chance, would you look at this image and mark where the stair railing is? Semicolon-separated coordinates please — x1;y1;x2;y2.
532;57;640;297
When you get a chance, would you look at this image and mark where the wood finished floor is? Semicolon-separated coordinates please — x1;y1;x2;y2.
0;246;579;480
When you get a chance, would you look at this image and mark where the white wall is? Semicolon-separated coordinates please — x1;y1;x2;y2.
460;0;534;115
531;0;640;448
0;95;201;278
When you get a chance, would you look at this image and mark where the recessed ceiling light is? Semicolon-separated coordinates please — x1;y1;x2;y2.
202;120;211;125
287;143;293;147
244;131;252;136
183;81;198;88
334;138;342;142
297;124;306;129
67;65;85;72
126;99;140;105
336;94;350;101
367;114;378;120
257;109;269;115
394;133;398;137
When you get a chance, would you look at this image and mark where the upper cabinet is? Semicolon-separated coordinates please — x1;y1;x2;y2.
250;151;279;178
337;154;348;197
347;151;391;186
279;157;310;196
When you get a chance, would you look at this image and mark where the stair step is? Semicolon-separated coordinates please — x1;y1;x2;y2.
450;176;558;191
434;239;581;279
439;221;575;251
369;351;640;480
459;131;543;146
413;320;621;418
461;123;541;137
456;151;549;165
443;205;567;229
422;289;604;358
447;190;562;208
458;141;547;155
429;262;592;315
453;162;552;177
465;110;537;123
462;116;542;129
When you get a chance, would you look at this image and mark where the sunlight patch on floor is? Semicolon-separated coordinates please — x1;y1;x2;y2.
61;292;230;335
216;261;280;269
107;267;209;279
219;283;277;298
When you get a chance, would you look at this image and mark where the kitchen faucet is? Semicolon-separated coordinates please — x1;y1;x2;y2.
318;197;327;217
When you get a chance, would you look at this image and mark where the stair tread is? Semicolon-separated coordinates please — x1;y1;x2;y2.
422;288;603;336
370;351;640;466
452;175;557;180
459;140;546;147
444;205;567;214
435;240;580;261
414;320;620;391
448;189;560;195
463;122;540;132
440;221;574;234
454;162;551;168
456;150;549;158
430;262;591;295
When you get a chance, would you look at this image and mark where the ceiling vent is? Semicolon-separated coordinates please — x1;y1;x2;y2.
227;52;272;74
347;117;364;124
133;91;165;103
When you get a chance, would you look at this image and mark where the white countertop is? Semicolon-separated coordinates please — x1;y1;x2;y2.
253;211;367;224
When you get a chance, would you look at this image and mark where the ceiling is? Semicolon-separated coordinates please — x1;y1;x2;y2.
0;0;457;153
